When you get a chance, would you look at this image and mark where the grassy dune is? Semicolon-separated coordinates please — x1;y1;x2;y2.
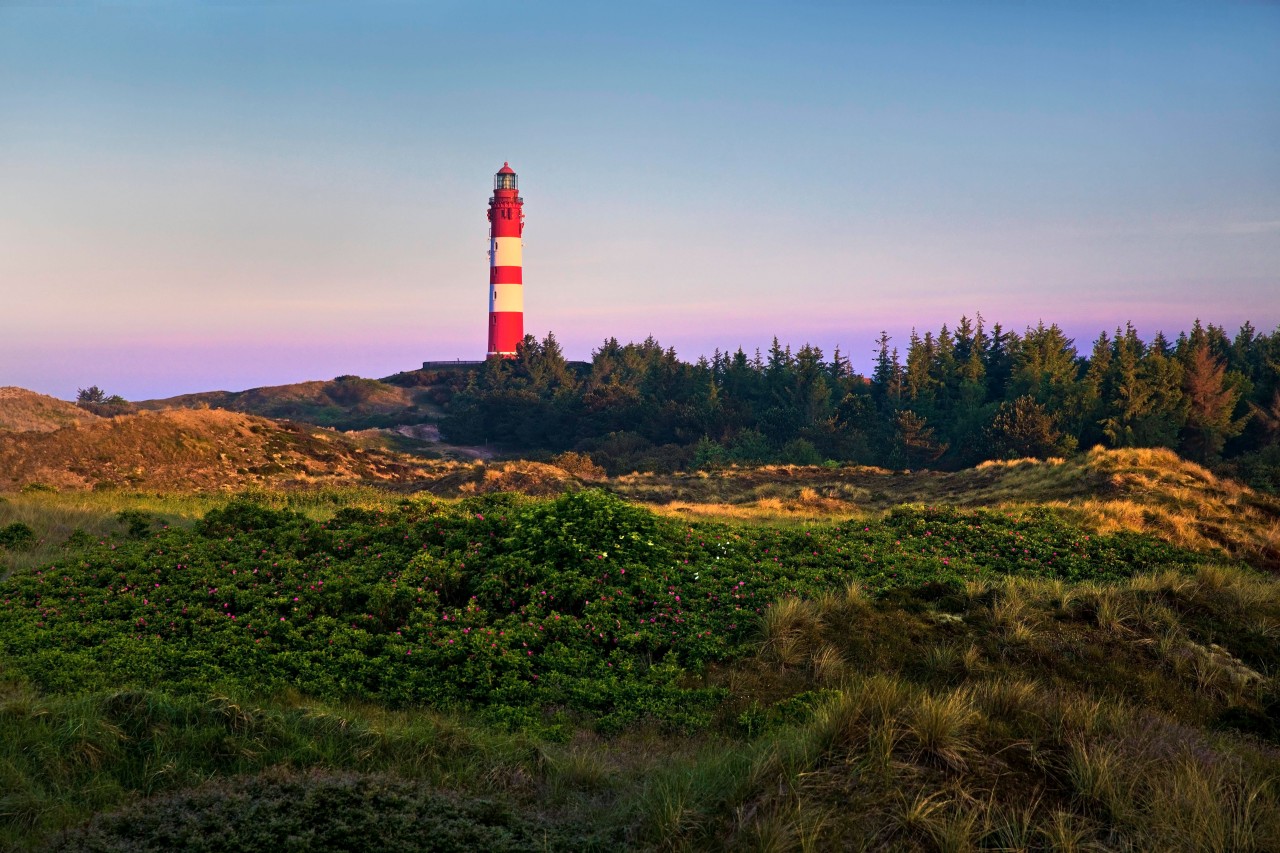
134;375;447;431
1;451;1277;850
614;447;1280;569
0;409;456;493
5;547;1277;850
0;389;100;434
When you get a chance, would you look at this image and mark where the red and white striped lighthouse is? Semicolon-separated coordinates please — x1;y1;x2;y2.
486;162;524;358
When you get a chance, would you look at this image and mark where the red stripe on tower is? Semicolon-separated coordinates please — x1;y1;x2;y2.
487;162;524;358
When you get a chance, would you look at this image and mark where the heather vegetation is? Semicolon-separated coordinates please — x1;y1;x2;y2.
2;482;1278;850
440;319;1280;490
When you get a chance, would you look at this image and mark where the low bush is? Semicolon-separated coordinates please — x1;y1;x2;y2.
41;770;564;853
0;493;1198;735
0;522;36;550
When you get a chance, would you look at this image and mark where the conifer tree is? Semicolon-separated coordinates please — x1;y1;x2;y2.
895;410;948;467
1180;342;1248;462
988;396;1074;459
1080;330;1113;446
1135;337;1184;448
872;332;902;406
1098;326;1158;447
904;329;938;404
984;323;1016;402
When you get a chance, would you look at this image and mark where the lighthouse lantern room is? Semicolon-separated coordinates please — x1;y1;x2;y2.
487;162;524;358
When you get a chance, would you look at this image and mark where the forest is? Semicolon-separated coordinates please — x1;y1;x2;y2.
436;318;1280;489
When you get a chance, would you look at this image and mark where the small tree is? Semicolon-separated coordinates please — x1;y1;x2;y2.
779;438;823;466
1180;344;1249;463
728;428;771;464
895;410;948;468
692;436;727;470
987;396;1075;459
77;386;106;404
549;451;606;481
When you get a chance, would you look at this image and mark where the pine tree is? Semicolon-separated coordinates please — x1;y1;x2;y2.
1010;322;1080;416
1135;339;1184;448
1099;326;1160;447
872;332;903;406
904;329;937;404
984;323;1016;402
930;324;959;409
1081;330;1114;447
957;314;987;389
895;410;948;467
987;396;1074;459
1180;342;1248;462
793;344;832;426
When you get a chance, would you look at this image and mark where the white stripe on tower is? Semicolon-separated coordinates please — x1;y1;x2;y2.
490;237;522;268
490;283;524;313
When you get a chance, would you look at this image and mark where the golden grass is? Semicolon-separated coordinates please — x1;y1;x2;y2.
0;387;101;433
903;689;980;769
428;460;581;498
622;446;1280;568
789;670;1280;852
0;409;467;492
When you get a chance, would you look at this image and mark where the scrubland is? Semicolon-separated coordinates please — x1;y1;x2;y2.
0;444;1277;852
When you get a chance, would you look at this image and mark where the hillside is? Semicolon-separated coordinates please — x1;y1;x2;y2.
4;403;1276;569
135;373;454;430
612;447;1280;569
0;408;452;492
2;490;1277;850
2;446;1278;849
0;387;101;433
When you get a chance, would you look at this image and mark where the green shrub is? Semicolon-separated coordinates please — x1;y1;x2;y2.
43;770;560;853
0;495;1198;734
0;522;36;550
115;510;154;540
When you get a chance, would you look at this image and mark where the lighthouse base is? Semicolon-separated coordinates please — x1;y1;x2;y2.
487;311;523;358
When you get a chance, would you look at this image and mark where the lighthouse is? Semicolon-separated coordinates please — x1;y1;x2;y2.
487;162;524;358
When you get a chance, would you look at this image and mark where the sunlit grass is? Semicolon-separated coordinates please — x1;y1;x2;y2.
0;486;406;577
620;447;1280;573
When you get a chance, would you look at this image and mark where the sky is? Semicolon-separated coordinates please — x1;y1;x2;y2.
1;1;1278;400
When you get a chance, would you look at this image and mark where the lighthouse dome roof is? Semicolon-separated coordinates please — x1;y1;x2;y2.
497;162;515;174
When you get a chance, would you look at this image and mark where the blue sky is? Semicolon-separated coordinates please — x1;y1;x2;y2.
1;1;1277;399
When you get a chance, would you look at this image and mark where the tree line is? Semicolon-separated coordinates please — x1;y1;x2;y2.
438;317;1280;489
